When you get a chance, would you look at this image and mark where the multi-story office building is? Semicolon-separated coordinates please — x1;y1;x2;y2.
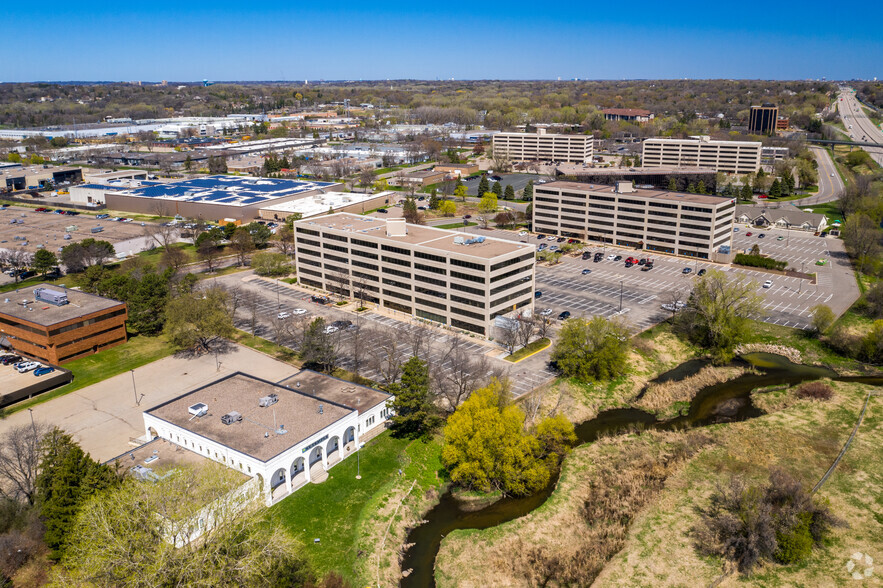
533;181;735;260
642;136;761;173
0;285;127;364
749;104;778;135
492;129;593;164
292;213;536;336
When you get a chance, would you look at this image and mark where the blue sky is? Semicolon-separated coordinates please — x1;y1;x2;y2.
4;1;881;81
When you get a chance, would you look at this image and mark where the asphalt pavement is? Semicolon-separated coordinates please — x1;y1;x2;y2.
838;88;883;167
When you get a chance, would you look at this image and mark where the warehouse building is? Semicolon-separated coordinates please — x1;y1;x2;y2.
292;213;536;336
142;370;393;505
258;190;396;220
642;136;762;174
533;181;735;261
0;284;127;364
103;175;340;221
492;129;593;164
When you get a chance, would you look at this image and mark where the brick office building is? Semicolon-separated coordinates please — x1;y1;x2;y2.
0;285;127;364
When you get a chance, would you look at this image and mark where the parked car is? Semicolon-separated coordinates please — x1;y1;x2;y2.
538;243;547;251
536;234;545;240
291;308;307;315
638;258;647;265
277;311;291;320
613;255;622;261
16;361;41;373
746;231;753;236
311;295;331;304
34;367;55;377
625;261;633;268
518;231;528;237
376;208;388;214
538;308;553;317
557;311;571;320
640;264;653;271
581;269;591;275
556;237;565;243
734;228;739;232
697;268;707;276
549;245;559;252
96;214;109;219
763;280;773;288
606;254;616;260
758;233;765;238
0;355;21;365
331;320;352;329
323;325;339;334
581;252;592;260
534;291;542;298
682;267;692;274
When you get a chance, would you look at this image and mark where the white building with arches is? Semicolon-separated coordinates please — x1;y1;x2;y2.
142;371;393;506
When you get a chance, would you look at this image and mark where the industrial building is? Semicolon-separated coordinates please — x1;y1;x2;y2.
533;181;735;261
292;213;536;336
1;165;83;193
435;163;480;177
641;136;762;174
749;104;779;135
0;285;127;364
142;371;393;506
103;175;340;221
258;191;397;220
492;129;593;164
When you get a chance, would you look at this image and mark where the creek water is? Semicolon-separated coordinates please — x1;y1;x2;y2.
399;353;881;588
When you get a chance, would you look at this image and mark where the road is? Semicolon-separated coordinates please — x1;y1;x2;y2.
837;88;883;167
797;146;844;206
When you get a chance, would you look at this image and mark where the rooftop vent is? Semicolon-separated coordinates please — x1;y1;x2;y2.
259;394;278;407
34;288;68;306
188;403;208;417
614;181;636;194
318;404;323;415
221;411;242;425
386;218;407;237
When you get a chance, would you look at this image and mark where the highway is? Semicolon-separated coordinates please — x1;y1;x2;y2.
797;145;844;205
837;87;883;167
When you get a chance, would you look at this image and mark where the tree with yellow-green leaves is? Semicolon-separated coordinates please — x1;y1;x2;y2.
438;200;457;216
441;380;575;496
478;192;498;214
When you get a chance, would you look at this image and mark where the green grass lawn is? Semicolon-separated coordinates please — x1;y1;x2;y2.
799;201;844;223
7;333;176;414
271;431;444;584
0;274;71;294
137;242;200;264
505;338;550;362
435;221;477;229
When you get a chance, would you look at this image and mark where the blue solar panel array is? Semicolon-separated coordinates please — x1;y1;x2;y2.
120;175;336;206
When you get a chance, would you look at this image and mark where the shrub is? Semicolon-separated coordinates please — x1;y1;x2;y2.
794;381;834;401
774;512;814;564
734;253;788;271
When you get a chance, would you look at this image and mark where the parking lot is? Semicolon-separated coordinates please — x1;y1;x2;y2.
0;205;154;256
463;173;544;196
466;224;856;332
215;275;556;399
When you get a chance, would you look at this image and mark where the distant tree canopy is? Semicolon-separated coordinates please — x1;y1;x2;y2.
60;238;115;273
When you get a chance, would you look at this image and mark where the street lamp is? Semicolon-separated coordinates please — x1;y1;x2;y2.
131;369;140;406
27;409;36;437
276;278;281;309
619;280;623;312
799;262;806;293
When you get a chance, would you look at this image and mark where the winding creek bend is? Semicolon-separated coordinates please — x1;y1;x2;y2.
400;353;883;588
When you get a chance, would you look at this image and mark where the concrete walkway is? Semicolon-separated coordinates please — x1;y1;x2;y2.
0;343;300;462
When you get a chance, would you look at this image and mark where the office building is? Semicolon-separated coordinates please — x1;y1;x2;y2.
533;181;735;261
292;213;536;336
492;129;593;163
749;104;778;135
0;284;127;364
141;370;393;506
601;108;654;123
642;136;761;173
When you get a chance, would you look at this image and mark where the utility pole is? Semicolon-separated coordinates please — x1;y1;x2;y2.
131;369;140;406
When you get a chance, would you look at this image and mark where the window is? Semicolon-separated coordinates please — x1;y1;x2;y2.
415;285;445;299
450;294;484;308
414;273;446;287
326;243;348;254
450;270;485;284
490;264;532;283
351;238;378;249
415;262;445;275
296;237;320;247
415;297;446;310
352;248;378;259
416;309;446;324
490;253;534;272
450;259;486;271
415;251;446;263
381;244;411;256
451;318;485;335
46;308;128;336
382;278;410;290
298;228;319;237
385;267;411;279
352;259;378;271
382;255;411;267
324;233;348;243
383;289;412;301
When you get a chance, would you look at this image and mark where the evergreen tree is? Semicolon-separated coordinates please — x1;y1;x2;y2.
504;184;515;201
492;181;503;197
741;183;753;200
33;249;58;276
37;429;119;560
769;178;782;199
782;173;795;195
667;177;678;191
687;183;697;193
428;194;440;210
388;357;440;439
477;175;489;197
522;180;534;201
696;180;707;195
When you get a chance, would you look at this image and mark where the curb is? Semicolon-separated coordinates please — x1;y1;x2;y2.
504;340;551;363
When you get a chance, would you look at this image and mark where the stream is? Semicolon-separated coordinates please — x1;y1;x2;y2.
400;353;883;588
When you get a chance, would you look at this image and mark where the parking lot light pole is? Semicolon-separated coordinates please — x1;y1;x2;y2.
131;369;140;406
619;280;623;312
27;409;36;437
799;262;806;293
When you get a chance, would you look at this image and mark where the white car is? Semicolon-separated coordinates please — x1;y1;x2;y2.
291;308;307;315
763;280;773;289
546;236;556;241
538;308;553;317
606;254;616;260
16;361;41;373
518;231;528;237
323;325;339;334
277;311;291;320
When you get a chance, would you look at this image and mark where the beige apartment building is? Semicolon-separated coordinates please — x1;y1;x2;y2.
292;214;536;336
492;129;593;163
642;136;761;173
533;181;735;261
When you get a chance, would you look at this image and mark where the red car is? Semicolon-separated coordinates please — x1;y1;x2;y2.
35;207;48;212
746;232;753;236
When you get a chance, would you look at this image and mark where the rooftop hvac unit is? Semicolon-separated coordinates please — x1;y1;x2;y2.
453;236;465;244
188;403;208;417
34;287;68;306
221;412;242;425
259;394;279;407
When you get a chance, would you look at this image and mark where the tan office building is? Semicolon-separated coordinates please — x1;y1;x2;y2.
492;129;593;163
292;214;536;336
642;136;761;173
533;181;735;261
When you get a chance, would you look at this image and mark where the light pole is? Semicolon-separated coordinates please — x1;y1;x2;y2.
27;408;36;437
131;369;140;406
276;278;281;309
356;449;361;480
619;280;623;312
799;262;806;293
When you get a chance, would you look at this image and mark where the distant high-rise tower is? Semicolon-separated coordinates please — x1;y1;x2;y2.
749;103;778;135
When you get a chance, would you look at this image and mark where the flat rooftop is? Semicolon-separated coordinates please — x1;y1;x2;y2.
645;137;762;147
0;284;125;327
105;437;247;478
115;175;337;207
276;371;390;415
539;181;732;206
261;191;394;219
557;164;716;175
296;213;536;260
146;372;357;462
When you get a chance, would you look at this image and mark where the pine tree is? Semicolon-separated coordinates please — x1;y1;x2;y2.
477;175;489;197
388;357;440;439
696;180;706;195
492;181;503;197
504;184;515;201
522;180;534;201
667;177;678;191
687;183;697;193
741;183;753;200
769;179;782;199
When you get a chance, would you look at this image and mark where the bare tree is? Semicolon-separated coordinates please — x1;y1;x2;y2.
145;212;178;253
368;337;404;385
197;239;222;273
0;422;51;506
223;285;243;322
284;314;311;352
403;321;434;360
498;318;521;354
241;290;259;336
536;316;552;340
346;318;368;375
328;268;351;300
274;224;295;257
517;316;537;348
270;317;288;345
661;286;690;322
434;337;502;411
351;274;374;309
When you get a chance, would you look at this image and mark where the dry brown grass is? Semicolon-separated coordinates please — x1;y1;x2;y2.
434;430;713;588
635;365;746;416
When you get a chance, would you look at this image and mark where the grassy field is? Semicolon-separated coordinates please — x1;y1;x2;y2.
137;242;200;264
505;338;550;362
6;333;176;414
436;379;883;587
271;432;444;586
434;221;477;229
798;201;844;224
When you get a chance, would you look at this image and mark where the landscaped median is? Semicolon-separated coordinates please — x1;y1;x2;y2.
505;338;550;363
